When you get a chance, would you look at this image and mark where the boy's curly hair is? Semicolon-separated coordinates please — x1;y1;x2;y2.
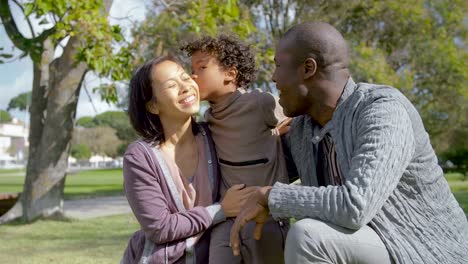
180;34;256;88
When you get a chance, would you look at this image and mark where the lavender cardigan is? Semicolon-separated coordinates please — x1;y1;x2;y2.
121;124;225;264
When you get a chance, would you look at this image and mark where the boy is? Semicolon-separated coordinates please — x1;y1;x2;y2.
181;35;289;264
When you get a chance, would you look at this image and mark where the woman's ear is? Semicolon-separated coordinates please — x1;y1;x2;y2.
145;100;159;115
224;67;238;83
304;58;317;79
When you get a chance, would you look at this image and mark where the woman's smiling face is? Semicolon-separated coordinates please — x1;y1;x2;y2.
146;60;200;119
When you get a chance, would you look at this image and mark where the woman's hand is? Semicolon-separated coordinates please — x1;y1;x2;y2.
221;184;257;217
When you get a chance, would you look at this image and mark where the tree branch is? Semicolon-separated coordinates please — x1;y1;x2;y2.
102;0;113;13
54;0;114;80
0;0;29;51
82;76;98;115
36;27;55;42
11;0;35;38
283;0;290;34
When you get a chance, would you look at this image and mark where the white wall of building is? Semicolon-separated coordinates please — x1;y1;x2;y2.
0;119;29;167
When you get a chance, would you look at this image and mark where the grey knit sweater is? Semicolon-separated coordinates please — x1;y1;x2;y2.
269;78;468;263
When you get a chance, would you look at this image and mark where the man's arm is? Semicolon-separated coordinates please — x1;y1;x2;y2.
268;99;415;229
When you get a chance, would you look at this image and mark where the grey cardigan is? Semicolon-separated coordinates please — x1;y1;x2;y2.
269;78;468;263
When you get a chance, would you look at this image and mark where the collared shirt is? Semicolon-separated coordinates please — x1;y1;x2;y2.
316;133;343;186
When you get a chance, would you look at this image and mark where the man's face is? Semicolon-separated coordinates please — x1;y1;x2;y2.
272;42;310;117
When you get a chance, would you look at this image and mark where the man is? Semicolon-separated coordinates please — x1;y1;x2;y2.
230;22;468;264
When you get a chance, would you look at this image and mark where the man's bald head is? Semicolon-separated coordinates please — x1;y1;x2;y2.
279;22;349;72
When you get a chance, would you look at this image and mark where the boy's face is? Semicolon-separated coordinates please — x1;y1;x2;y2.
191;51;228;102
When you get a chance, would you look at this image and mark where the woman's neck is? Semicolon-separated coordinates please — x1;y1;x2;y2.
159;116;194;149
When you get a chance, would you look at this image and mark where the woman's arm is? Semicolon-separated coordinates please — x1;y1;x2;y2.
124;150;215;244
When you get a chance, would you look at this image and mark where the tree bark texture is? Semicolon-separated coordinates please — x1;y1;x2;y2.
0;0;113;223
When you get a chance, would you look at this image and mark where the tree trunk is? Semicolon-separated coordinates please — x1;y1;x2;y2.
21;37;88;221
0;0;113;224
0;37;87;223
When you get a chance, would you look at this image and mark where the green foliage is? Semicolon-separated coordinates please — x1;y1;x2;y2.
93;111;125;126
73;126;122;157
93;84;118;104
117;143;128;157
221;0;468;152
8;0;133;100
74;111;136;157
7;91;31;111
71;144;92;160
76;111;137;142
94;111;136;141
444;149;468;167
440;120;468;174
130;0;255;66
76;116;95;128
186;0;253;37
0;110;12;123
327;0;468;145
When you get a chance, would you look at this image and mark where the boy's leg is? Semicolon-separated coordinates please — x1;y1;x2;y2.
284;218;393;264
241;217;287;264
209;219;242;264
210;217;288;264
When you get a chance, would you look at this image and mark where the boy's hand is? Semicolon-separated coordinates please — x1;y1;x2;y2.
221;184;257;217
275;117;292;136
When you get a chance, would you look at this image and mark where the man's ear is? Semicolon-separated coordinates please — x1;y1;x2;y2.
304;58;317;79
224;67;238;83
145;100;159;115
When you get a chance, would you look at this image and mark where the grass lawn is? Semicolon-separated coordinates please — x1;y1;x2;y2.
0;169;466;211
0;171;465;263
446;173;468;214
0;214;139;264
0;169;123;200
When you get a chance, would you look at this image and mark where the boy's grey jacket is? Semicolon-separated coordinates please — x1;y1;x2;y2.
270;78;468;264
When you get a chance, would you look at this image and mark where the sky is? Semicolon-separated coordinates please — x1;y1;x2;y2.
0;0;149;122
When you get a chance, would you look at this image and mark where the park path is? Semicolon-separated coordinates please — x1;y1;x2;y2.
63;196;132;220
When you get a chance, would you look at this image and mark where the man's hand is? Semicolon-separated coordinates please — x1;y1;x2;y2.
229;186;272;256
221;184;257;218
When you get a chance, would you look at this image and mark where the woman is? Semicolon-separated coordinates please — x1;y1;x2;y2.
121;56;255;264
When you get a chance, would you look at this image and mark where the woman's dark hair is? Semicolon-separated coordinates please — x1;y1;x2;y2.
128;56;199;144
128;56;171;144
180;34;256;88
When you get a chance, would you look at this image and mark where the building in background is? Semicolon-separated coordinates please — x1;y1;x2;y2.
0;118;28;168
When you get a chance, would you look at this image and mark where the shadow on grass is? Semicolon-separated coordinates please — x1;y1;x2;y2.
4;215;76;226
